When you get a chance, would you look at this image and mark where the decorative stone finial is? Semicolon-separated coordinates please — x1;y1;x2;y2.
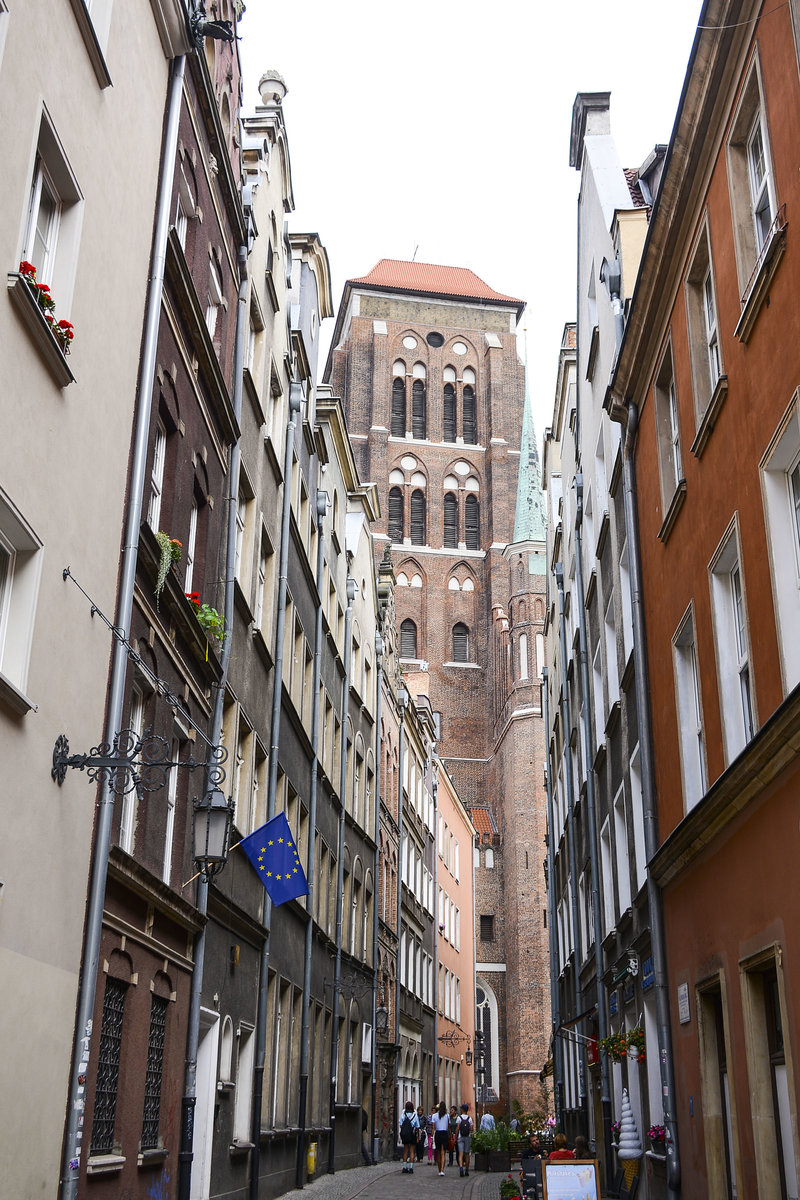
258;71;287;107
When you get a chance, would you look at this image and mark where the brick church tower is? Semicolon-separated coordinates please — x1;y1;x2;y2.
327;259;550;1116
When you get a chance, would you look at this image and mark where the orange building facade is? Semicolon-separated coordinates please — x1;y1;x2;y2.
609;1;800;1195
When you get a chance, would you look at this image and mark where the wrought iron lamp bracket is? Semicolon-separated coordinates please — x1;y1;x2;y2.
52;727;227;796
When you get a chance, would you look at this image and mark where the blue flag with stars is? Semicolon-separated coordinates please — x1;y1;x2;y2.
238;812;309;905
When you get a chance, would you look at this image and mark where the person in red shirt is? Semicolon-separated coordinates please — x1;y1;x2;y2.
548;1133;575;1160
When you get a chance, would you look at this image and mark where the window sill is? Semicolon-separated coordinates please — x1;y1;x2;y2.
690;375;728;460
657;480;687;544
7;273;75;388
442;661;481;669
229;1139;254;1156
0;670;37;716
137;1148;169;1168
735;207;787;344
67;0;112;88
86;1154;126;1175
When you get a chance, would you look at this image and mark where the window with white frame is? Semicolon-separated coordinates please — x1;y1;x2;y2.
709;521;755;763
147;421;166;530
673;606;707;811
603;593;619;709
613;785;631;914
760;397;800;693
21;110;82;307
184;499;198;593
205;256;223;338
600;818;615;933
654;341;684;506
629;747;647;894
232;1023;255;1143
0;488;43;707
685;223;723;421
120;686;144;853
162;738;179;885
727;51;780;297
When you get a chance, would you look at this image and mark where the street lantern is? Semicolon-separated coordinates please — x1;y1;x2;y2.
465;1048;473;1066
376;1003;389;1035
193;785;234;879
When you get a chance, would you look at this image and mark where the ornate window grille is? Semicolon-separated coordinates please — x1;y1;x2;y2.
141;994;168;1150
90;976;128;1154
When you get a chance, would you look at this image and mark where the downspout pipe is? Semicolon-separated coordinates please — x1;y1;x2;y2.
371;633;385;1164
554;562;587;1134
58;55;187;1200
620;401;681;1197
249;380;303;1200
328;575;356;1174
573;474;612;1179
178;229;251;1200
295;487;328;1188
541;668;564;1132
392;687;410;1157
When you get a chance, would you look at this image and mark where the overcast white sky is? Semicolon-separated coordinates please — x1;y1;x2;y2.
238;0;702;442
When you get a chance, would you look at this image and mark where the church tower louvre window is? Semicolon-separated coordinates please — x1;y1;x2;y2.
444;383;456;441
444;492;458;548
463;385;477;444
410;489;426;545
412;379;427;439
391;377;406;436
465;494;480;549
388;487;403;542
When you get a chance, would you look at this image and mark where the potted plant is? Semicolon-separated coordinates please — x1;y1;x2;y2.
499;1173;521;1199
627;1027;646;1061
18;260;76;354
488;1123;512;1172
647;1123;665;1152
471;1127;493;1171
600;1030;629;1062
186;592;227;645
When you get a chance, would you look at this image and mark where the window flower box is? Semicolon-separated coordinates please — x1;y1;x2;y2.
7;271;74;388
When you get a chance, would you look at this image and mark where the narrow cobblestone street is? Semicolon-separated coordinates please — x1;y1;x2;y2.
287;1161;507;1200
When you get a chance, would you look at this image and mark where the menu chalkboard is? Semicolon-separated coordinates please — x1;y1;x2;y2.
542;1159;600;1199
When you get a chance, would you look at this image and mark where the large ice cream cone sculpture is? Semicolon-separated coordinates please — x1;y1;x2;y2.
616;1088;642;1186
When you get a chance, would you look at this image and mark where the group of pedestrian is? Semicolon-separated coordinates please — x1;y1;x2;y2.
398;1101;474;1175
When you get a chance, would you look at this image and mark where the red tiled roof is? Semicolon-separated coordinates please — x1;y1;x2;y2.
350;259;523;307
624;169;648;209
468;808;495;836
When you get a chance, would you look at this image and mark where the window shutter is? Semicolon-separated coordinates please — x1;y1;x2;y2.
443;385;456;442
444;493;458;548
388;487;403;542
465;495;479;550
400;619;417;658
410;490;426;545
453;622;469;662
412;380;426;439
463;386;477;444
391;378;406;437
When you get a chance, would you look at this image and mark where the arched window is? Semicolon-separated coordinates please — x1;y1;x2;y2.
400;619;418;659
388;487;403;542
410;490;426;545
463;385;477;444
412;380;426;439
452;622;469;662
465;494;480;550
443;384;456;442
391;377;406;437
476;980;499;1099
443;492;458;548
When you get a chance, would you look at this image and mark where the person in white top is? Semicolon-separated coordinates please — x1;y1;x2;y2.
433;1100;451;1174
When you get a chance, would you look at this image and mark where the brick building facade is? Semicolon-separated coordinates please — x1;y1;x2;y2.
327;260;550;1117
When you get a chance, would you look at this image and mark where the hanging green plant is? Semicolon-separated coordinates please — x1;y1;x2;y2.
155;531;182;600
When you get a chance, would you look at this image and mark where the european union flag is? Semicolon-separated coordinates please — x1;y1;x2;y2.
239;812;309;905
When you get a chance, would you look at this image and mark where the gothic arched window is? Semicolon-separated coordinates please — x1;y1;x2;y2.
452;622;469;662
410;490;426;545
412;379;427;440
391;377;406;437
465;494;479;550
388;487;403;542
463;385;477;444
443;492;458;548
400;619;418;659
443;384;456;442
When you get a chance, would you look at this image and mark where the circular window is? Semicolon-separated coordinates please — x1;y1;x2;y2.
426;331;444;347
452;341;467;355
403;335;418;350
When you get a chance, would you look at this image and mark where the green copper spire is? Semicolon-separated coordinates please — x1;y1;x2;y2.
514;364;546;545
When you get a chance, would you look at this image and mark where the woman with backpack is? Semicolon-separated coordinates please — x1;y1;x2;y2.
399;1101;419;1172
433;1100;451;1174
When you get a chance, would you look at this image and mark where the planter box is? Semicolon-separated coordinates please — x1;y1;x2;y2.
488;1151;511;1172
473;1153;489;1172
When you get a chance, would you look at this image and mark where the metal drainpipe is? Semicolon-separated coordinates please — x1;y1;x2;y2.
621;401;681;1197
58;55;187;1200
542;668;564;1131
295;487;328;1188
249;380;303;1200
554;562;587;1133
392;687;409;1156
178;229;251;1200
573;474;612;1177
328;576;356;1174
371;632;384;1164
